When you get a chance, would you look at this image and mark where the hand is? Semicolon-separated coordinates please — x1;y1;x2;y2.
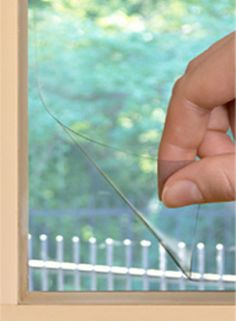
158;31;235;208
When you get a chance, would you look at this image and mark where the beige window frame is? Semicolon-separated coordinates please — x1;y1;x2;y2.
0;1;235;320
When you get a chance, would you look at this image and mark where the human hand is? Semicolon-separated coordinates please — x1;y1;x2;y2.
158;31;235;208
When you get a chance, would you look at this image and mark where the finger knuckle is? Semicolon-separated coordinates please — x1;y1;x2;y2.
171;76;184;95
185;59;197;74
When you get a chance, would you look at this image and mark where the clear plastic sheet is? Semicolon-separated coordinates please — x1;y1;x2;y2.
34;86;235;281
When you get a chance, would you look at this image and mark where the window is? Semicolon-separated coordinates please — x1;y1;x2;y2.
0;1;235;321
28;0;235;293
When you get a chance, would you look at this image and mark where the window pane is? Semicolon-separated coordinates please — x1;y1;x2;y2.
28;0;235;291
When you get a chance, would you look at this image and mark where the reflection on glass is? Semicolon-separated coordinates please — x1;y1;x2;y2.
28;0;235;291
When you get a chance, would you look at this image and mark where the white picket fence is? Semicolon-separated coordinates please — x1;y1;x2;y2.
28;234;236;291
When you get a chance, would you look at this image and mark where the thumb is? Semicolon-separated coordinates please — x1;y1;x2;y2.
161;153;235;208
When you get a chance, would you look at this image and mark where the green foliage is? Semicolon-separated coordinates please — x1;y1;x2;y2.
29;0;234;208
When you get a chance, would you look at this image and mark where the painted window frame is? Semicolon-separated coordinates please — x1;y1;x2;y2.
0;1;235;320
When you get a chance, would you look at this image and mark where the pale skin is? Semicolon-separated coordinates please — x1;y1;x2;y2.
158;31;235;208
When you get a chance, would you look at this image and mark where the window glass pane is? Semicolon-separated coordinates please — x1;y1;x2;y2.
28;0;235;291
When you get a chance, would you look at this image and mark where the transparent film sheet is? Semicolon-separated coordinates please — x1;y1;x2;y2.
31;85;236;281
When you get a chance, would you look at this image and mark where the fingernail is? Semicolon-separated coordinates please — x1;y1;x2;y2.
162;180;203;207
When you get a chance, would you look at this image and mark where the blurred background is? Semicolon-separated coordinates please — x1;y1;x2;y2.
28;0;235;291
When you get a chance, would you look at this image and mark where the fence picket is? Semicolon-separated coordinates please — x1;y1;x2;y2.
72;236;80;290
159;244;167;290
56;235;64;291
216;244;224;290
178;242;186;290
40;234;48;291
123;239;132;290
28;234;33;291
197;242;205;290
89;237;97;291
106;238;114;290
140;240;151;290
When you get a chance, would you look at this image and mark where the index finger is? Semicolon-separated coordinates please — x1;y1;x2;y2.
158;34;235;197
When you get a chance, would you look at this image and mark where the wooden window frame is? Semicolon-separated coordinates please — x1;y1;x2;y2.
0;1;235;320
